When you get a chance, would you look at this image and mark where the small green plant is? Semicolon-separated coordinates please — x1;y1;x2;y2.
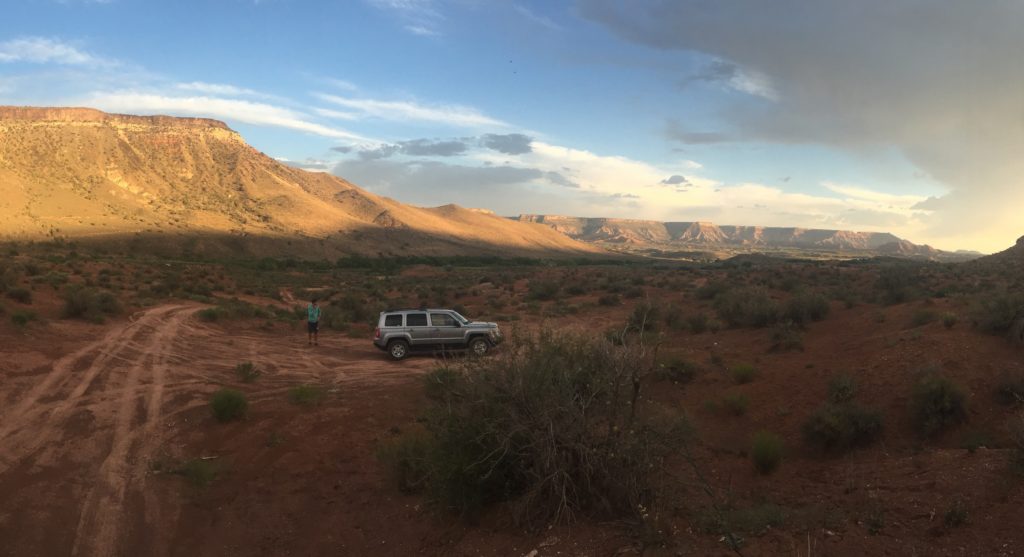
715;288;779;328
174;458;220;488
910;374;967;437
943;498;968;528
959;429;991;453
828;374;858;403
995;374;1024;405
62;286;121;323
730;364;757;384
942;312;958;329
803;404;882;453
722;393;750;416
770;322;804;352
235;361;260;383
597;293;621;306
687;312;709;334
377;429;432;493
5;287;31;304
750;431;783;475
910;309;938;328
865;507;885;535
657;357;700;384
10;310;37;328
784;291;830;326
288;384;327;407
210;389;248;422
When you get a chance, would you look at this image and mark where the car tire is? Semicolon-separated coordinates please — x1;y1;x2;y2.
469;337;489;357
388;340;410;360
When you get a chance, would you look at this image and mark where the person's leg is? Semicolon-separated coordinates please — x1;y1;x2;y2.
313;325;319;345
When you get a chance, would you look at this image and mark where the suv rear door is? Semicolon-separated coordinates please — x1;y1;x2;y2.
404;312;431;345
429;312;462;344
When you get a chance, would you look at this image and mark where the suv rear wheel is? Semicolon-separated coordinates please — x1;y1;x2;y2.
388;339;410;360
469;337;489;357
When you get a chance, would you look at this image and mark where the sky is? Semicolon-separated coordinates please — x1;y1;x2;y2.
1;0;1021;253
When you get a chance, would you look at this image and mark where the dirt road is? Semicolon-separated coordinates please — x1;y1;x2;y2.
0;304;435;557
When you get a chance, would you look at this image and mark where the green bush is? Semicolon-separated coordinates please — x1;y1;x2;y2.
62;286;121;322
687;313;709;334
715;288;779;328
770;322;804;352
910;309;938;328
377;430;433;493
828;374;858;403
656;357;700;383
971;292;1024;335
5;287;32;304
721;393;749;416
526;279;561;301
751;431;783;475
784;292;830;326
942;312;958;329
235;362;260;383
210;389;248;422
910;374;967;437
10;310;37;328
695;280;729;300
173;458;220;488
803;404;882;453
996;374;1024;405
628;300;659;333
288;384;327;407
381;331;688;525
597;293;621;306
730;364;757;384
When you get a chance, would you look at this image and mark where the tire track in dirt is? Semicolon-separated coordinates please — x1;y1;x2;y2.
71;305;192;557
0;306;185;475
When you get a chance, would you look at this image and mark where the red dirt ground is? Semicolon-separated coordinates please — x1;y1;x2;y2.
2;281;1024;556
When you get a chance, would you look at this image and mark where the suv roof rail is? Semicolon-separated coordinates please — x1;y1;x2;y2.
382;307;435;313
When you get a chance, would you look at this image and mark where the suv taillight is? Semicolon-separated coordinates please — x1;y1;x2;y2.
374;327;380;339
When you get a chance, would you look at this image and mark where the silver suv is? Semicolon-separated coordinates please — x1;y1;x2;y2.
373;308;503;360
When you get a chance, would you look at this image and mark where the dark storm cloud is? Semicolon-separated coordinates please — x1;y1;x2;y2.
481;133;533;155
579;0;1024;249
660;174;688;185
330;145;353;153
545;171;580;188
397;138;468;157
664;120;732;145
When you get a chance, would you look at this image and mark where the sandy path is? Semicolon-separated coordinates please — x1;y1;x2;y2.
0;303;436;557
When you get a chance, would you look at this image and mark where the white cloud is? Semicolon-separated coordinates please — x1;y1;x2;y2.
0;37;114;67
175;81;261;97
83;92;372;142
513;4;562;31
365;0;443;36
823;182;927;208
315;92;508;128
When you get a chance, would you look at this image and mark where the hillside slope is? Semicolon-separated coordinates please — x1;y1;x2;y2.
0;107;599;257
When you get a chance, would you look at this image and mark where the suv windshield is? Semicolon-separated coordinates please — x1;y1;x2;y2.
451;312;470;325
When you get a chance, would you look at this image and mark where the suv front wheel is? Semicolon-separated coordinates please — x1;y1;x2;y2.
469;337;490;357
388;339;410;360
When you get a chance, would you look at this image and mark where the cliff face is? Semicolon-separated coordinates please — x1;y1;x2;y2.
0;107;597;257
516;215;942;257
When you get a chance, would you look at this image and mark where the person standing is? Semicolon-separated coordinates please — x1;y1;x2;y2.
307;298;321;346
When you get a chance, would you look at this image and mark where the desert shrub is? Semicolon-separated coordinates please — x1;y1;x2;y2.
721;393;749;416
628;300;660;333
876;264;919;305
784;291;830;326
210;389;248;422
996;374;1024;405
381;331;688;525
803;404;882;453
10;310;37;328
751;432;783;475
909;309;938;328
62;286;121;322
944;499;968;528
959;429;991;453
173;458;220;488
235;362;260;383
770;322;804;352
656;357;700;383
687;312;709;333
597;293;621;306
695;280;729;300
526;279;561;301
5;287;31;304
377;429;433;493
715;288;779;328
942;312;958;329
911;374;967;437
662;303;686;330
971;292;1024;335
828;374;858;403
730;364;757;384
288;384;327;407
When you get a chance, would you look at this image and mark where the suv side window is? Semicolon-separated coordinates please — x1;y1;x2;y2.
384;314;403;327
406;313;428;327
430;313;456;327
